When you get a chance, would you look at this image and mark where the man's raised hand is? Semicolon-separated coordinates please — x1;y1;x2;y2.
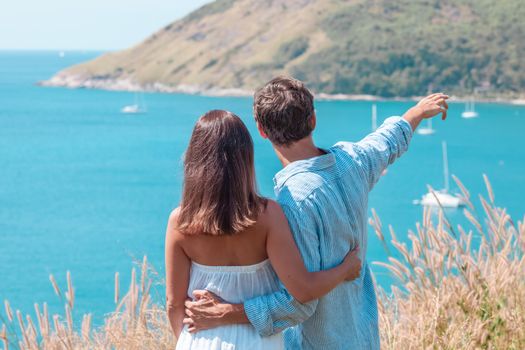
415;93;450;120
403;93;449;130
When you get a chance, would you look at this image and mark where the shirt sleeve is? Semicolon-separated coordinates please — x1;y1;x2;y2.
338;116;413;190
244;199;321;336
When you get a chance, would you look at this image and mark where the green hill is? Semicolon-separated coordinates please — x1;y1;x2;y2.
44;0;525;98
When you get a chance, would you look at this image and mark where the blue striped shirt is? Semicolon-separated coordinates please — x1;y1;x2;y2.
244;117;413;349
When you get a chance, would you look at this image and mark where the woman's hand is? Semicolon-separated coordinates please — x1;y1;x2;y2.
342;245;361;281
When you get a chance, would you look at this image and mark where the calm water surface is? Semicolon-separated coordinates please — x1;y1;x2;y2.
1;51;524;325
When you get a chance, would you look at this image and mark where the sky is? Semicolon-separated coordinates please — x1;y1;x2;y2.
0;0;213;50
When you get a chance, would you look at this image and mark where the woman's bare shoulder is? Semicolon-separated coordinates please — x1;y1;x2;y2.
259;200;287;227
266;199;283;213
166;207;185;243
168;207;181;223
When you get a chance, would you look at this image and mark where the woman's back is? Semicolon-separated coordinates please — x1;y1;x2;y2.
174;205;275;302
177;216;269;267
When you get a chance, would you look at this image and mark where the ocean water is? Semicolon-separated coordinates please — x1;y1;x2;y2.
1;51;524;325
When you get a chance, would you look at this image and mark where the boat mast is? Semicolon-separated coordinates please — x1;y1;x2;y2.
139;92;144;110
371;104;377;131
442;141;450;192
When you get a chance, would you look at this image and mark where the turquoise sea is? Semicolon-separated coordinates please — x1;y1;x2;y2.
1;51;524;325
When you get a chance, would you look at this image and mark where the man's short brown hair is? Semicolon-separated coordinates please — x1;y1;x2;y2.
253;76;315;146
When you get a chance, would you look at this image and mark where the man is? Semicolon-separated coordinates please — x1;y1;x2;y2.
184;76;448;349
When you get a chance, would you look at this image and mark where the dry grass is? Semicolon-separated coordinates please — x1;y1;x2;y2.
372;175;525;350
1;256;175;350
2;176;524;349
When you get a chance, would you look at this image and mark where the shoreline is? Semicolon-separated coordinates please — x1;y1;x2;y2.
39;75;525;105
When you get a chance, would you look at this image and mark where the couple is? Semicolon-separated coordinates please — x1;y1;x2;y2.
165;76;449;350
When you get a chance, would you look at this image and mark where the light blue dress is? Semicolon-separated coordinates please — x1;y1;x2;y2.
176;260;285;350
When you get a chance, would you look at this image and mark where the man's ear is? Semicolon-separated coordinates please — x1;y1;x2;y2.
310;112;317;130
255;119;269;139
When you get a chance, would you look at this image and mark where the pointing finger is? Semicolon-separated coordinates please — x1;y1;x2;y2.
431;94;448;102
436;99;448;109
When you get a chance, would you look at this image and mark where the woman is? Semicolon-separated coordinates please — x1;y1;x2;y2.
165;110;361;349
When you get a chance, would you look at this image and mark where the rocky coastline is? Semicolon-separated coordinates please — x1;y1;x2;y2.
40;74;525;105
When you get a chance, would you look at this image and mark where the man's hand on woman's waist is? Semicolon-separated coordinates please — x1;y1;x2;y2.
183;290;249;332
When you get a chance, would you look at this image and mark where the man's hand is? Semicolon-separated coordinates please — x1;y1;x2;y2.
183;290;248;333
403;93;449;130
342;245;361;281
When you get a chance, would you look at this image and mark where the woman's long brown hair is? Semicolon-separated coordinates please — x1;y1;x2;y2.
177;110;267;235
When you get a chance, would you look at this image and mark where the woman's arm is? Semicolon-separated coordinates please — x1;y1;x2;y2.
165;209;191;340
265;201;361;304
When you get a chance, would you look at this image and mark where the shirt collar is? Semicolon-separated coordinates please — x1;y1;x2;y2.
273;149;335;191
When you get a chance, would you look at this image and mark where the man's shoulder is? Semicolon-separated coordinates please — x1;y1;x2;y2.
332;141;366;160
275;144;368;205
330;142;370;174
275;176;320;209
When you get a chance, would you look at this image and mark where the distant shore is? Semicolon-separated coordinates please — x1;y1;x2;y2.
40;75;525;106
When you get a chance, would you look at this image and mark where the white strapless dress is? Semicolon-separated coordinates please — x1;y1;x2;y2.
176;259;284;350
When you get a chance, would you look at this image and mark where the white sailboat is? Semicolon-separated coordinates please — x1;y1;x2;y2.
371;104;378;131
415;141;465;208
417;118;435;135
121;92;147;114
461;98;478;119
